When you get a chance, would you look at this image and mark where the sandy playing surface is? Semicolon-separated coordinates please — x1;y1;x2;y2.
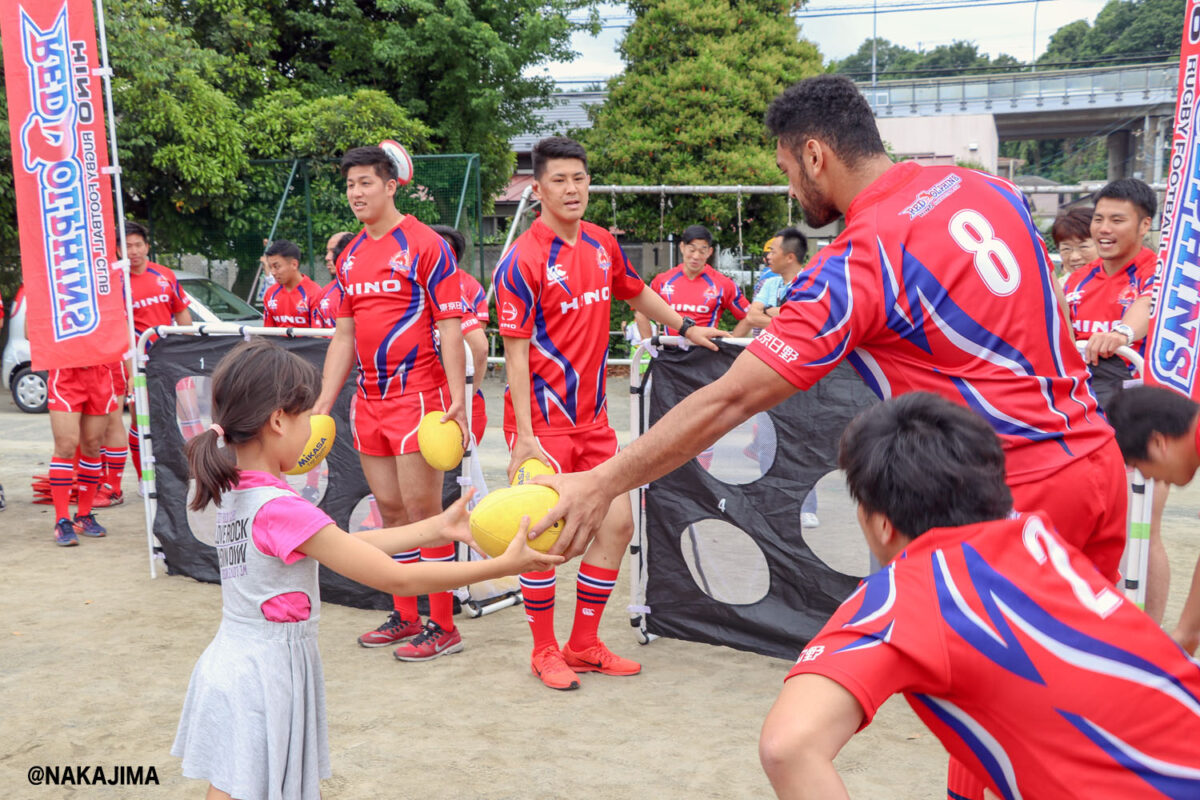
2;368;1198;799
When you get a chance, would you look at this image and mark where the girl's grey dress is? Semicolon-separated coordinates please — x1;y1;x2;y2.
172;485;330;800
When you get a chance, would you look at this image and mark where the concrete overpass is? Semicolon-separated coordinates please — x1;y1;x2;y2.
859;63;1179;181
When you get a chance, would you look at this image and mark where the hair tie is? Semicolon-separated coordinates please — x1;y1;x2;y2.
209;423;225;438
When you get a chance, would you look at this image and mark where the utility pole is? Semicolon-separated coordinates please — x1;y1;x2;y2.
871;0;878;86
1031;0;1039;72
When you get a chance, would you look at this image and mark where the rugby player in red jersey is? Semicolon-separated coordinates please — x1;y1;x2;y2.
1063;178;1171;624
312;232;353;329
261;240;323;328
120;221;194;485
539;74;1121;578
759;392;1200;800
634;224;752;338
495;136;724;690
313;145;468;662
535;80;1128;788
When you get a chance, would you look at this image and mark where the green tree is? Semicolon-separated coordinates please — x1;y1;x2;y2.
167;0;598;205
826;38;924;80
1039;0;1185;66
578;0;822;261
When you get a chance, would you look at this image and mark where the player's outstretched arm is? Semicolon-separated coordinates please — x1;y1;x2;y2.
626;285;723;350
759;674;862;800
352;490;476;553
533;351;795;557
299;509;561;598
314;317;355;416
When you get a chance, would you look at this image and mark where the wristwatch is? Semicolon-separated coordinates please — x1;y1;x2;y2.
677;317;696;338
1113;322;1135;345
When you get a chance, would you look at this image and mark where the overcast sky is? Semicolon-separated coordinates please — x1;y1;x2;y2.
535;0;1118;83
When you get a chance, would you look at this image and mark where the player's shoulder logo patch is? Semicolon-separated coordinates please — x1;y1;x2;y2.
156;275;171;291
596;247;611;276
297;300;308;314
703;286;720;302
502;302;518;324
1117;284;1138;308
659;281;675;300
900;174;962;220
267;297;278;310
339;254;355;281
388;248;412;277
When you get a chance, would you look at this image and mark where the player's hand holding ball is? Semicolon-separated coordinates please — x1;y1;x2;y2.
506;434;549;484
418;411;465;470
433;489;478;549
469;484;564;558
497;514;564;573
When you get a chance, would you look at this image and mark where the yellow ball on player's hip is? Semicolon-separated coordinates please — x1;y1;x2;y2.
468;485;564;558
511;457;554;486
418;411;464;471
286;414;335;475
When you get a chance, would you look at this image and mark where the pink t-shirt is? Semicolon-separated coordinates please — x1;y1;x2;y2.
237;470;334;622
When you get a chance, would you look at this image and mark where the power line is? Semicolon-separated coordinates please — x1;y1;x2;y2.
797;0;1061;16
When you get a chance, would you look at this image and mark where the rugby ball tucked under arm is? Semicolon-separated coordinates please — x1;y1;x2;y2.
285;414;335;475
468;485;564;558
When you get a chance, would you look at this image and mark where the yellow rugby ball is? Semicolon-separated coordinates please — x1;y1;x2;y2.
417;411;464;471
511;457;555;486
286;414;335;475
468;485;564;558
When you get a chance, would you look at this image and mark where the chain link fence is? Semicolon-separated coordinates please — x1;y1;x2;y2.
147;154;483;302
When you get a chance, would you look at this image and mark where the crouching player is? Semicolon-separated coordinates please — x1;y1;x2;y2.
759;392;1200;799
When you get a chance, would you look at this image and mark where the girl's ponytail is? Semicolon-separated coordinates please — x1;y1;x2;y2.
186;427;238;511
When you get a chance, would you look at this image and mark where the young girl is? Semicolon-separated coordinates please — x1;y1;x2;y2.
172;339;560;800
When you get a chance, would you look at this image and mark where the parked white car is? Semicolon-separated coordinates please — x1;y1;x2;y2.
2;271;260;413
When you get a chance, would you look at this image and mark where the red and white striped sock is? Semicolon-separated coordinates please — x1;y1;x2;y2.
567;562;618;651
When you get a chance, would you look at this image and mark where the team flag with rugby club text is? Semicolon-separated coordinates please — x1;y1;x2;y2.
1146;0;1200;398
1;0;126;370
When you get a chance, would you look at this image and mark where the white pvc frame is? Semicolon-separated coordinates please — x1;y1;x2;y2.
625;338;1151;641
1075;342;1151;609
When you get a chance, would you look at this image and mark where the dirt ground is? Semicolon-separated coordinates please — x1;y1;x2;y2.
2;367;1198;799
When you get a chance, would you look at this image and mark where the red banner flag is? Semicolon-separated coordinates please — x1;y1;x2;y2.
1;0;126;370
1146;2;1200;395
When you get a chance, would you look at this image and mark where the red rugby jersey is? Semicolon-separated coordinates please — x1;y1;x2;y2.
129;262;189;337
262;275;323;328
789;512;1200;799
494;217;644;434
310;280;343;329
459;270;489;335
1063;247;1157;352
649;263;749;333
747;163;1112;485
336;216;463;399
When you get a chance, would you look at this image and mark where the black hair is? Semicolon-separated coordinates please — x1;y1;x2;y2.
766;75;887;168
1094;178;1157;220
124;220;149;243
331;232;355;263
265;239;301;262
186;339;319;511
1105;386;1199;461
680;225;713;246
430;224;466;261
1050;207;1095;245
838;393;1012;539
532;136;588;180
774;227;808;262
341;145;397;182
